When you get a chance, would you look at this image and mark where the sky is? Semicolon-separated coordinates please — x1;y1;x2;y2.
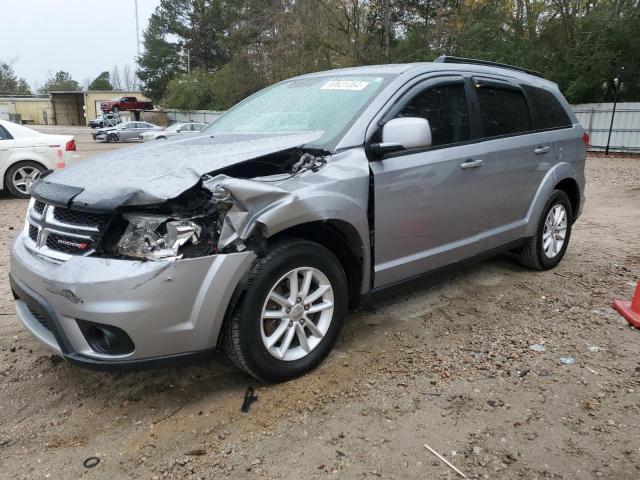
0;0;162;90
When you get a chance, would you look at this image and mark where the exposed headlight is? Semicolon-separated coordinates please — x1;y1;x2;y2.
116;213;202;260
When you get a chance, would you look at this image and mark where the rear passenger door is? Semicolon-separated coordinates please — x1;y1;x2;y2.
469;78;552;247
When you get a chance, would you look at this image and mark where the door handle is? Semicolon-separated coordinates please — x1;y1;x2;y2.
534;146;550;154
460;159;485;169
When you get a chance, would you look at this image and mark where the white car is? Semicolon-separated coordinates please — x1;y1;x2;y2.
0;119;77;198
138;122;207;142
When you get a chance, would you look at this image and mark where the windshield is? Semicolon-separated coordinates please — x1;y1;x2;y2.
165;124;182;132
203;75;390;146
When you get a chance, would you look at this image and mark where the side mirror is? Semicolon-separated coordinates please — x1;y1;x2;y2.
380;117;432;151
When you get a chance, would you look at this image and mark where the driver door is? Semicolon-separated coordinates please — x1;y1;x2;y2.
371;77;498;287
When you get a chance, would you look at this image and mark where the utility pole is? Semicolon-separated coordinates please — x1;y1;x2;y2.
134;0;141;57
384;0;390;61
605;65;624;156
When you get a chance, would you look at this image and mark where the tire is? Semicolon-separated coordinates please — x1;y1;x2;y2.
223;239;348;382
519;190;573;270
106;133;119;143
4;161;46;198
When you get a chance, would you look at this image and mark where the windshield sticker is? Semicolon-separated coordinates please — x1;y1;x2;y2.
321;80;370;91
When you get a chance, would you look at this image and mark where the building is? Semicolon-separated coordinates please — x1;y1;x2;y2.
0;95;53;125
0;90;152;126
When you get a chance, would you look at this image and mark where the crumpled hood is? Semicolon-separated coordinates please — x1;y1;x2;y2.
32;131;323;210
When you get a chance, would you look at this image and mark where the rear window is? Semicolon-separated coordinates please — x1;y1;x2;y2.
476;85;531;138
523;86;572;130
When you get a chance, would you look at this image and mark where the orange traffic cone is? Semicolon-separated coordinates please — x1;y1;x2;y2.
613;281;640;329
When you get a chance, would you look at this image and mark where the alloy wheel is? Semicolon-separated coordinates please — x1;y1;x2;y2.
12;166;41;195
542;204;568;258
260;267;334;361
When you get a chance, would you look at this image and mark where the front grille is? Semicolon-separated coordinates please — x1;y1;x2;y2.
28;224;38;241
53;207;110;230
26;201;112;260
27;305;51;331
46;232;95;255
33;201;46;215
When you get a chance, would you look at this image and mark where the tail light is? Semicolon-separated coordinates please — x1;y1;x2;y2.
65;139;76;151
582;132;590;147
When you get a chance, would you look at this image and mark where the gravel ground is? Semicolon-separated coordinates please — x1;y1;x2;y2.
0;128;639;479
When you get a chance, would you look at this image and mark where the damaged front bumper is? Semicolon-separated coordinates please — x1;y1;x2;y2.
9;234;256;370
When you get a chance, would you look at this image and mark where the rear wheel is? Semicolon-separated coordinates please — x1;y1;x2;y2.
5;161;45;198
519;190;573;270
223;239;348;382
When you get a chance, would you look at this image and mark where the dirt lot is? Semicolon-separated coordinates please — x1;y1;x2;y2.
1;128;639;479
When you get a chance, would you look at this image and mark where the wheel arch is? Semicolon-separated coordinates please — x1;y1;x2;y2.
554;177;580;222
524;162;582;238
269;220;365;309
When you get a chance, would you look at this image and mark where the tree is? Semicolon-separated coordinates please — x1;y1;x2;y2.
0;62;32;95
40;71;80;92
137;4;186;102
138;0;640;108
88;71;113;90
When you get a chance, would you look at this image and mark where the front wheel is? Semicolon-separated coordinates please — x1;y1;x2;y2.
106;133;118;143
223;239;348;382
519;190;573;270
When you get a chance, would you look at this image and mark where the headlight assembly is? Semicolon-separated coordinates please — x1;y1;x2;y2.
116;213;203;261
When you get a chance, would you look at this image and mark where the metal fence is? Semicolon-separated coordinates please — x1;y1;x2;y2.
573;102;640;153
164;109;224;125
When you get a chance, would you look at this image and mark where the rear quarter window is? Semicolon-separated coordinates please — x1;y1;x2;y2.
0;125;10;140
523;85;573;130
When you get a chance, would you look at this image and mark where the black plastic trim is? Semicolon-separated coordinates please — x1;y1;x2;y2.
30;180;84;209
434;55;543;78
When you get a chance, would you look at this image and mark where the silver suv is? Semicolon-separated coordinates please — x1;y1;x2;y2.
10;57;586;381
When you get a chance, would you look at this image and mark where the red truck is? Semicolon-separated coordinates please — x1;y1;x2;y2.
100;96;153;113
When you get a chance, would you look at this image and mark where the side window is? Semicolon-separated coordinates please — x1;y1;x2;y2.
523;85;572;130
476;85;531;137
398;83;470;147
0;126;8;140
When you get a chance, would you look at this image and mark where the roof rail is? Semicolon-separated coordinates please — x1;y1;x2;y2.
434;55;543;78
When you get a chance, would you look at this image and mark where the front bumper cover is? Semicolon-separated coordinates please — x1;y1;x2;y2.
10;234;256;370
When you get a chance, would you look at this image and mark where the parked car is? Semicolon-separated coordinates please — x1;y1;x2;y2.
100;96;153;113
10;57;586;380
88;114;121;129
139;122;207;142
93;121;162;143
0;119;77;198
88;117;103;129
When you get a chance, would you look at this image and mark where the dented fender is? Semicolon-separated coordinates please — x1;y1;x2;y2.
205;149;373;293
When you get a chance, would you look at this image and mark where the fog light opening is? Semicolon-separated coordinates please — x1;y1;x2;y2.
77;320;135;355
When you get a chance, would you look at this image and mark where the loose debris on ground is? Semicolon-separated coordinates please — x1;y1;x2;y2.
0;140;639;479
